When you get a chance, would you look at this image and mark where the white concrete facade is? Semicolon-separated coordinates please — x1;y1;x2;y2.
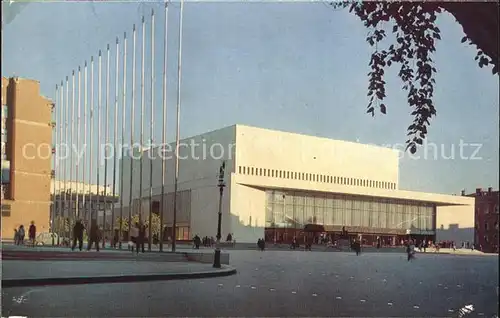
119;124;475;244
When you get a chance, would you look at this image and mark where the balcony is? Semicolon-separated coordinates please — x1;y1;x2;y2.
51;170;55;178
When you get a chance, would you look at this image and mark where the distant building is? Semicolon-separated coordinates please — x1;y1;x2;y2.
468;187;499;253
50;180;118;236
118;124;475;244
1;77;53;238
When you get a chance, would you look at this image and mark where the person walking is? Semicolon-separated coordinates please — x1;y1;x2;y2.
72;219;85;251
28;221;36;247
18;225;25;245
87;219;100;252
141;223;148;253
136;222;147;254
130;222;139;252
406;240;416;261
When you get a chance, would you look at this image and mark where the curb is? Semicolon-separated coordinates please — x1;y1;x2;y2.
1;266;237;288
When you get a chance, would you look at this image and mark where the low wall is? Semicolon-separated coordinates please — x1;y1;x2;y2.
181;252;230;265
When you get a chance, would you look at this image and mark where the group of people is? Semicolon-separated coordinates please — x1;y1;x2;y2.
128;221;149;254
71;219;102;251
13;221;37;246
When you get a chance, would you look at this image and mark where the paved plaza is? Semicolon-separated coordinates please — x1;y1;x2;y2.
2;249;498;317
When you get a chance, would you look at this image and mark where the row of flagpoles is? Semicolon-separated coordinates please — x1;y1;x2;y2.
51;0;184;252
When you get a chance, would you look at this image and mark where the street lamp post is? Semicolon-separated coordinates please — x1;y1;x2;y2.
213;160;226;268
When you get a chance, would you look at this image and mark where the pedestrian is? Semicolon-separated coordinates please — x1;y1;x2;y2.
136;222;146;254
354;239;361;256
406;240;416;261
13;228;19;245
87;219;100;252
72;219;85;251
257;238;265;251
18;225;25;245
193;234;201;249
28;221;36;246
130;223;139;252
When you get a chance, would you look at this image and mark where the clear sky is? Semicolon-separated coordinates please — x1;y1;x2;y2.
2;1;499;195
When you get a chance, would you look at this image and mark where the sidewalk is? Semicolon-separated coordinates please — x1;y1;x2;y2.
1;244;231;265
2;259;236;288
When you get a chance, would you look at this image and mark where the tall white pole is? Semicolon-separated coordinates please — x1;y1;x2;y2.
88;57;94;224
111;36;119;246
128;24;137;238
65;76;69;220
119;31;127;246
97;50;102;228
104;44;110;235
83;61;88;222
172;0;184;252
160;1;169;253
76;66;81;220
58;80;64;224
148;9;155;250
139;15;145;225
70;70;75;222
52;84;58;234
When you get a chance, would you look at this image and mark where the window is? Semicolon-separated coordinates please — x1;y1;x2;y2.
238;166;242;174
485;222;489;230
286;171;290;179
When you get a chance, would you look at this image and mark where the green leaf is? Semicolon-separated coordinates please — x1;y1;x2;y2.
380;103;387;114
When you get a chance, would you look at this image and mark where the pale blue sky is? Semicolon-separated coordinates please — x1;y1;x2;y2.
2;1;499;195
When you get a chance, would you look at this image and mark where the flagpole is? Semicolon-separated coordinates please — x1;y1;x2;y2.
139;15;145;226
119;31;127;248
111;36;119;248
148;9;155;251
128;24;137;239
65;76;69;221
76;66;81;220
88;56;94;224
172;0;184;252
58;80;64;228
70;70;75;223
52;84;58;235
83;61;88;222
104;43;110;236
97;49;102;228
159;1;169;253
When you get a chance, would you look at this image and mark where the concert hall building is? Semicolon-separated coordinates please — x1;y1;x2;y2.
119;124;475;245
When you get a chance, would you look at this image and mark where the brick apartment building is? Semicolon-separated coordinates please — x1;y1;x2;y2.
468;187;499;253
1;77;53;239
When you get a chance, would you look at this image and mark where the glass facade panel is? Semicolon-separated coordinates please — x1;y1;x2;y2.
264;190;436;234
295;204;305;225
305;204;314;223
315;205;324;224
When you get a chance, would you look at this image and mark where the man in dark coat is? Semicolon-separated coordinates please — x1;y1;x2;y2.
87;219;100;252
28;221;37;247
72;220;85;251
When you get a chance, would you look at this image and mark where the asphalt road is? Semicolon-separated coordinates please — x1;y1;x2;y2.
2;250;498;317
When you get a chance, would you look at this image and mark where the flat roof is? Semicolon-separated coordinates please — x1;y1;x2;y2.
235;175;474;207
